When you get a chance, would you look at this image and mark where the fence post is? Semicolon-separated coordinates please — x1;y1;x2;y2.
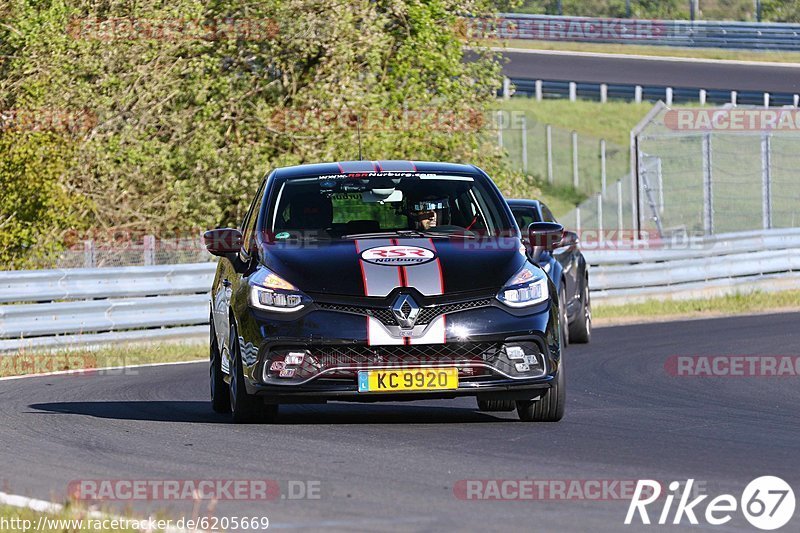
617;179;623;240
144;235;156;266
521;116;528;174
600;139;607;194
575;205;581;235
546;124;553;184
497;110;503;148
761;132;772;229
702;132;714;235
83;240;95;268
571;131;579;189
597;194;604;246
535;80;543;101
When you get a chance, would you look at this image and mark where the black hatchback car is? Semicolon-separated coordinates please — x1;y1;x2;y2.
204;161;566;423
507;199;591;345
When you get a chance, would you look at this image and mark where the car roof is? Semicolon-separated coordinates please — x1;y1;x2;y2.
272;160;481;179
506;199;541;208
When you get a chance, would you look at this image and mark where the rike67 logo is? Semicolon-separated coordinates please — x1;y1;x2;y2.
625;477;795;530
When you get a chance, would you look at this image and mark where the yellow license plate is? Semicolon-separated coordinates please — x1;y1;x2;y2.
357;368;458;393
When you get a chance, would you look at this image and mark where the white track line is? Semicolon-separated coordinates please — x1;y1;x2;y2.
0;359;205;382
489;46;800;69
0;491;205;533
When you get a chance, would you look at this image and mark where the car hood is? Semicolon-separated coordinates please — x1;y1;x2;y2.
261;237;527;298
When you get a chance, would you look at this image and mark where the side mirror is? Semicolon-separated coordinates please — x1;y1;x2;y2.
203;228;243;257
528;222;564;251
559;230;579;248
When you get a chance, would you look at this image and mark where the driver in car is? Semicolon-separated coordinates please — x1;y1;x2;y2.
409;197;449;230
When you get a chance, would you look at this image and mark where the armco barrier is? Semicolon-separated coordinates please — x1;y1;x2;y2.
1;229;799;352
476;14;800;51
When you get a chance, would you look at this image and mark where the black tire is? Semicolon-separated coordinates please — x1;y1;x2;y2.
228;325;278;424
477;399;516;412
516;359;565;422
210;319;231;413
558;283;569;348
568;277;591;344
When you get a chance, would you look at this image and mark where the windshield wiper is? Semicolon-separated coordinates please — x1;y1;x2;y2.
341;230;426;239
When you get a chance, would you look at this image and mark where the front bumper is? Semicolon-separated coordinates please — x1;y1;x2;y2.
235;294;561;402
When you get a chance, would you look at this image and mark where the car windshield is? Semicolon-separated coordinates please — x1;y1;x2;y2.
266;172;511;240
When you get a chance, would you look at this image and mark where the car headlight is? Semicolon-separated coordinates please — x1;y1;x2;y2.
496;263;549;308
249;267;309;312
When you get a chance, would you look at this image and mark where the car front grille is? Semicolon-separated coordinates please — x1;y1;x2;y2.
316;298;493;326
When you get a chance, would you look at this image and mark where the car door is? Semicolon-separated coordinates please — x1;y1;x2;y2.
212;178;266;355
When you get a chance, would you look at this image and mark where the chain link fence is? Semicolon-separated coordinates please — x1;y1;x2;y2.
496;110;628;198
560;101;800;240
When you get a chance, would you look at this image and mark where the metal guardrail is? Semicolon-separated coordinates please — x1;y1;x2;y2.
509;79;800;107
478;14;800;51
1;229;798;351
583;228;800;305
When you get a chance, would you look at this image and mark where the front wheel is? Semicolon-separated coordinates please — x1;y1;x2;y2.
210;319;231;414
229;326;278;424
516;359;565;422
568;277;591;344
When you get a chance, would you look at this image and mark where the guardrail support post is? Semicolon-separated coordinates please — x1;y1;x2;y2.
699;89;707;105
572;131;579;188
635;85;642;104
535;80;542;101
761;132;772;230
521;116;528;174
600;139;607;194
794;94;799;107
83;240;95;268
569;82;577;102
546;124;553;184
666;87;673;106
702;132;714;235
502;77;511;100
144;235;156;266
764;92;770;107
731;91;737;106
576;205;581;234
600;83;607;103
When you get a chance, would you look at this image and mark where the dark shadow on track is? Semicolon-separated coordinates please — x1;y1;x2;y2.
28;401;515;425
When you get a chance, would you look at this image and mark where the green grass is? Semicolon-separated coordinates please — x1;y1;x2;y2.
486;39;800;64
491;98;651;217
594;290;800;321
0;343;204;378
496;98;652;146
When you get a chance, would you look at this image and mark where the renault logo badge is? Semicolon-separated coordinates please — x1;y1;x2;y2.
391;294;420;329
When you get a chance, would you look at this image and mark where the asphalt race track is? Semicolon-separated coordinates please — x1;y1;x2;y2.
501;49;800;93
1;313;798;532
